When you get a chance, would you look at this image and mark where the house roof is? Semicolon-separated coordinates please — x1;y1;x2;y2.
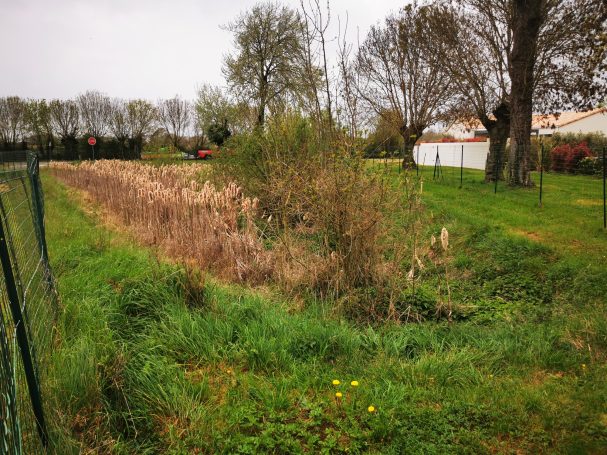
455;108;606;131
532;108;606;129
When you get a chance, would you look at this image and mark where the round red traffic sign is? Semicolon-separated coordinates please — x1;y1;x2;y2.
88;137;96;146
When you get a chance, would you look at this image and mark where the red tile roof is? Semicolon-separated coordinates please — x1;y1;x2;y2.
457;108;606;131
532;108;606;129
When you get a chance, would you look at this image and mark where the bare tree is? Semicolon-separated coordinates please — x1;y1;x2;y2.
195;84;235;147
356;5;454;167
429;0;606;184
195;84;232;133
300;0;333;130
0;96;28;149
336;13;363;150
50;99;80;159
508;0;544;186
25;99;54;157
427;3;511;181
109;98;129;158
157;96;190;152
508;0;606;186
126;99;157;158
223;2;305;127
77;90;112;138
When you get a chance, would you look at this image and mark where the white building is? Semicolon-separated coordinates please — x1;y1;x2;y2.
446;108;607;139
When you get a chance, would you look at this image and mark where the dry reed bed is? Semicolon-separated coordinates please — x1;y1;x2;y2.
50;161;269;282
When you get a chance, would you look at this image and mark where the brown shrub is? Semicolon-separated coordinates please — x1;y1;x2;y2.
270;158;389;299
215;114;402;309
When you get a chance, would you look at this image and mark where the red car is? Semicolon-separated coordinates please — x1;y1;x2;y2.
196;150;213;160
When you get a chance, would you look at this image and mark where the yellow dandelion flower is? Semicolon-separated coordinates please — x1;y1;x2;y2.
332;379;340;386
368;405;376;413
350;380;359;387
335;392;343;398
488;374;494;379
582;364;587;369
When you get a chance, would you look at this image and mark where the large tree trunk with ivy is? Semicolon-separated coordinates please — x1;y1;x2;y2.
484;125;508;182
400;126;423;169
483;103;510;182
508;0;543;187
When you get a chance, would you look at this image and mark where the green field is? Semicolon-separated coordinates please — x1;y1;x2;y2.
44;167;607;453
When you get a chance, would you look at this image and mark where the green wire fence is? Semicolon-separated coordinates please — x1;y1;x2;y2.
0;151;57;454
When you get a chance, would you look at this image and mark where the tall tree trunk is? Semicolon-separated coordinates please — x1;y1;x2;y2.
400;127;423;169
508;0;543;187
483;104;510;182
321;36;333;132
257;76;268;128
257;101;266;128
484;126;508;182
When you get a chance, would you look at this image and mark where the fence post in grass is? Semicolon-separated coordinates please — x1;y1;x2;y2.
27;153;50;268
603;146;606;229
0;210;48;448
433;146;441;180
539;141;544;208
493;149;500;194
459;144;464;188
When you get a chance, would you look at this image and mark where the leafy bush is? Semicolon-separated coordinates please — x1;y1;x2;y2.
207;121;232;147
552;131;607;152
550;144;571;172
567;142;592;172
577;156;599;175
550;142;592;173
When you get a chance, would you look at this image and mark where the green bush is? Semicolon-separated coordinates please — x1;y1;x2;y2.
577;156;600;175
551;131;607;153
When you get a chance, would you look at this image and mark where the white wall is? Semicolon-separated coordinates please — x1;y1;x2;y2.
538;128;555;136
558;112;607;135
414;142;489;170
444;124;476;139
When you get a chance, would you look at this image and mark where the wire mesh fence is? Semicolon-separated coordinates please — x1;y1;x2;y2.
0;151;57;454
369;144;607;228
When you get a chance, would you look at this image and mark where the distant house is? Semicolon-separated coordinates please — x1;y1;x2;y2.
445;108;607;139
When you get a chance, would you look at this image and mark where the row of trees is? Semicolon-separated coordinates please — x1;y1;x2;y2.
2;0;604;183
218;0;606;186
0;91;235;158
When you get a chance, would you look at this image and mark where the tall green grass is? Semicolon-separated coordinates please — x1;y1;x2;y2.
43;171;607;453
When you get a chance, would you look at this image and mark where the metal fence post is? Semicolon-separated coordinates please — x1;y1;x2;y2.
0;211;48;448
494;149;500;194
459;144;464;188
0;318;21;454
603;146;606;229
27;154;46;255
27;154;51;280
539;141;544;208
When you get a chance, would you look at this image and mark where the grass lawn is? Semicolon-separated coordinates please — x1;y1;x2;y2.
43;167;607;454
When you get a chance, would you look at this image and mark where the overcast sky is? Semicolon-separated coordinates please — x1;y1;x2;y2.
0;0;405;101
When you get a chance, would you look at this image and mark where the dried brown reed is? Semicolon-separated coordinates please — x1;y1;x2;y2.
50;161;270;282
